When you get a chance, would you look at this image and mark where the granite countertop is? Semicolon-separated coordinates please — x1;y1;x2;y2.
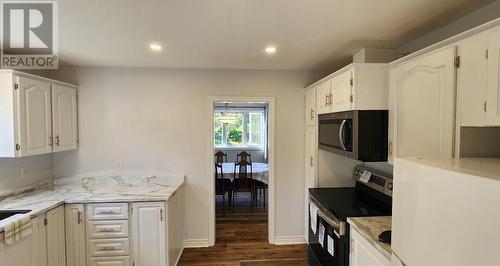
347;216;392;259
0;172;184;232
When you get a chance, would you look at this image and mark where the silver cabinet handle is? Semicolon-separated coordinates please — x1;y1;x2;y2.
55;135;60;146
310;156;314;167
310;109;314;120
389;141;393;155
338;119;347;151
99;246;115;251
325;94;328;106
98;228;115;232
160;209;164;222
49;136;53;146
77;211;83;224
329;93;333;106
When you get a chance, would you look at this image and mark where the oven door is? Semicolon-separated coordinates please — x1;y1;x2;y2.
308;203;346;266
318;113;353;156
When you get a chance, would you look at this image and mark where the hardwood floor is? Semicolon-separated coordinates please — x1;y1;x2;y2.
178;192;309;266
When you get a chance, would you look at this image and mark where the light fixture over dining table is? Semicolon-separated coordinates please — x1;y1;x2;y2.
218;103;237;124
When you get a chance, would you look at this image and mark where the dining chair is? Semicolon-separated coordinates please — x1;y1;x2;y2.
215;162;232;216
254;177;268;209
236;151;252;163
215;151;227;164
232;159;255;210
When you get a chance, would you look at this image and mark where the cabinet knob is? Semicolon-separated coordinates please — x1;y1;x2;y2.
55;135;60;146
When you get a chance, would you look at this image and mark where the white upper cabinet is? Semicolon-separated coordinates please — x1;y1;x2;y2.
330;68;353;112
313;64;388;115
52;84;78;152
0;70;78;157
305;87;316;126
16;76;53;157
457;33;489;126
487;28;500;125
316;80;332;115
389;47;456;161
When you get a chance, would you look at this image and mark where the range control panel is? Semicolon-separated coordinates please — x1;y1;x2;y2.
353;166;393;197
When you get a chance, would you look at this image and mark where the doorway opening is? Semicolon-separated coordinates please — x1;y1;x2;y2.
207;97;275;246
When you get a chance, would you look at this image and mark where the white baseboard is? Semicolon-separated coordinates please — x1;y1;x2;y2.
173;247;184;266
273;235;306;245
183;239;210;248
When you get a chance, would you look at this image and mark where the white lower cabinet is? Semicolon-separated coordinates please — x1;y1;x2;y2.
47;205;67;266
65;204;86;266
131;202;166;266
350;227;390;266
89;256;130;266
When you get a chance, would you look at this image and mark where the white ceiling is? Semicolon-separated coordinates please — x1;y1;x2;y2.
59;0;492;70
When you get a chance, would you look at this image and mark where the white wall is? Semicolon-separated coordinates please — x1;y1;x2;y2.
50;66;319;242
0;155;53;195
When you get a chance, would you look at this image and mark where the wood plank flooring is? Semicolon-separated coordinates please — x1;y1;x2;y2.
178;192;309;266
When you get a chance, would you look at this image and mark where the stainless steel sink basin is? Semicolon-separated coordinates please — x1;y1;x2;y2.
0;210;31;221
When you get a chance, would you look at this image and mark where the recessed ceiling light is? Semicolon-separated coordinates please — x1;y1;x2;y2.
265;46;277;54
149;43;163;52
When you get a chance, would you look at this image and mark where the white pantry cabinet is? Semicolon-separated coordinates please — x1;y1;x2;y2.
131;202;166;266
314;63;388;115
349;227;390;266
65;204;86;266
305;126;317;188
0;70;78;157
305;87;316;126
388;47;456;162
47;205;67;266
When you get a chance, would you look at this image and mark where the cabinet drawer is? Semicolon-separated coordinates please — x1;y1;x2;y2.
87;203;128;220
88;220;129;239
88;238;130;257
88;256;130;266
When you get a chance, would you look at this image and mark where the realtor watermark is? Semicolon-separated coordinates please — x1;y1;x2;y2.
0;1;58;69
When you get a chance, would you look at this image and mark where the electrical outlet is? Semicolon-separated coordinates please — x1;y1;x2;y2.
116;160;123;170
21;168;26;177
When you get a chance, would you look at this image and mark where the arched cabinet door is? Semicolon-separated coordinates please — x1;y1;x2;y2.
16;76;53;156
52;84;78;152
389;46;456;161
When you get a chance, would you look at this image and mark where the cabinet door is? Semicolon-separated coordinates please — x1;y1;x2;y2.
305;126;316;188
131;202;166;266
391;47;456;159
350;228;390;266
316;80;332;115
52;84;78;152
65;204;86;266
47;206;66;266
15;76;52;156
487;30;500;125
0;231;35;266
331;69;353;112
305;87;316;126
31;214;48;266
458;33;488;126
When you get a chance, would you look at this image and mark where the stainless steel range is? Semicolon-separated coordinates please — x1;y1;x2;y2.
308;166;393;266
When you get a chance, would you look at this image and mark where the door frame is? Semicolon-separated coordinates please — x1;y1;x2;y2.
207;96;276;246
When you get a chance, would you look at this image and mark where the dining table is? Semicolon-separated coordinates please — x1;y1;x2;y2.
220;162;269;185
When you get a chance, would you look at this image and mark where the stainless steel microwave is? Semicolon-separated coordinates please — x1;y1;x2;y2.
318;110;388;162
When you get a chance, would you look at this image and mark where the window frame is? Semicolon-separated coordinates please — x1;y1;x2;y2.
213;108;266;149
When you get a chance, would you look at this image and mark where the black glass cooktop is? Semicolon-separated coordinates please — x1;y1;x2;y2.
309;186;391;221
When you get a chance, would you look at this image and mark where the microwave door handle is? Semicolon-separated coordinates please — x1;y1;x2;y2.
338;119;347;151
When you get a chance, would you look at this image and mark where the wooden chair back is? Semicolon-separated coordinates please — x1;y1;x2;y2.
215;151;227;164
236;151;252;162
233;159;253;191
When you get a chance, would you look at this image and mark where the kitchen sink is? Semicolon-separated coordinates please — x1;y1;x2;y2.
0;210;31;221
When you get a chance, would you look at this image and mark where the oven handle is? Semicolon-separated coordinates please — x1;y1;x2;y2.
338;119;347;151
317;209;345;237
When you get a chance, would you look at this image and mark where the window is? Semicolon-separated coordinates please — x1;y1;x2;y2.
214;109;266;148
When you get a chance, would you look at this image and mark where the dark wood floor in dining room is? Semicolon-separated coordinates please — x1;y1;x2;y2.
178;192;309;266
